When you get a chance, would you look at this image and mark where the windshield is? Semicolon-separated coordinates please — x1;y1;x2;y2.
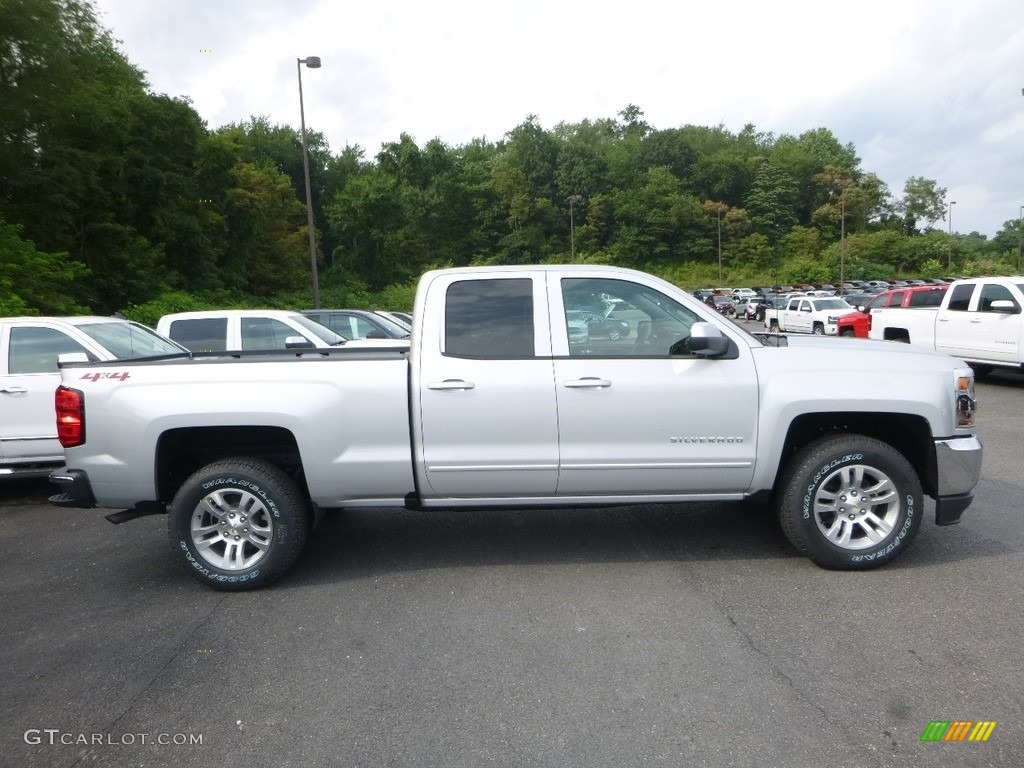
371;313;412;337
79;321;186;358
812;299;853;311
289;314;349;344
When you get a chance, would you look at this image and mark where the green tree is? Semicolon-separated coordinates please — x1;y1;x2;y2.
897;177;947;234
0;214;89;314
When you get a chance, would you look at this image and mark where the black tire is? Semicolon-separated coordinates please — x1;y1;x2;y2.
969;364;994;376
168;458;310;590
776;434;923;569
812;323;825;335
607;328;622;341
840;329;854;337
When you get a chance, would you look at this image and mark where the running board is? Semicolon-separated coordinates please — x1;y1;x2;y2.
105;502;165;524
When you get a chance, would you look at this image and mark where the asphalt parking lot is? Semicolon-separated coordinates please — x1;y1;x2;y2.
1;370;1022;768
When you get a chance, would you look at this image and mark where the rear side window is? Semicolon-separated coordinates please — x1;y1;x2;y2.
8;327;90;374
908;290;946;308
946;284;974;312
168;318;227;352
445;279;534;358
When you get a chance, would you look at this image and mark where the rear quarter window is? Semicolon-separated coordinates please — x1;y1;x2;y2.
168;318;227;352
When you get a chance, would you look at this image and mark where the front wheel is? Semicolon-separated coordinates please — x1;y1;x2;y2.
168;458;310;590
812;323;825;335
776;434;923;569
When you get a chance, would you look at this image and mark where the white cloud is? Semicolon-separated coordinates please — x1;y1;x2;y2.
92;0;1024;238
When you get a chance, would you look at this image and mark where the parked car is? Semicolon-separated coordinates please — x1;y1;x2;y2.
303;309;411;340
711;295;736;316
565;310;631;340
836;284;949;338
733;296;765;321
374;310;413;330
157;310;408;352
1;316;185;477
753;296;789;323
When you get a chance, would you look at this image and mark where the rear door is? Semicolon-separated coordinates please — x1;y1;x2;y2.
413;272;559;498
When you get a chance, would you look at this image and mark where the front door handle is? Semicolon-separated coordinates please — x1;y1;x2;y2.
563;377;612;389
427;379;475;391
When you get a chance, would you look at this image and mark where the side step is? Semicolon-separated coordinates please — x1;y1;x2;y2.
105;502;166;524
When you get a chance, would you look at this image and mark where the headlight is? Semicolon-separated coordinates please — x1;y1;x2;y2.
827;315;840;324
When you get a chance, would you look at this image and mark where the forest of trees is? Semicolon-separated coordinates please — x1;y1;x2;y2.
3;0;1023;325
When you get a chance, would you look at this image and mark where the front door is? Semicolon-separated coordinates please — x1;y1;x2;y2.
551;276;759;496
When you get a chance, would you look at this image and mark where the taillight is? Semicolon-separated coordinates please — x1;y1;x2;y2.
55;386;85;447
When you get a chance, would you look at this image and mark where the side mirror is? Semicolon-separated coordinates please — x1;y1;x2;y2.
284;335;315;349
57;352;90;366
989;300;1020;314
683;322;730;357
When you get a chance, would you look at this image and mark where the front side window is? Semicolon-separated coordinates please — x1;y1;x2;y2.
240;318;300;350
978;284;1019;313
445;279;534;358
8;327;90;374
562;278;700;357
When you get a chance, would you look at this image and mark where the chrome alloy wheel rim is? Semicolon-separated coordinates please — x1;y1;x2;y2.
812;463;900;550
190;488;274;569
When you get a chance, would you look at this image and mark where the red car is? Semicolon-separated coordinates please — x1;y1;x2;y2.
836;285;948;337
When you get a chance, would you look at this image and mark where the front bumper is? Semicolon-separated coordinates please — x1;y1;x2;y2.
932;436;983;526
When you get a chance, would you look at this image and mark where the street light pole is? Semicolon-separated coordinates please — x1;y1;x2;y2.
297;55;322;308
1018;204;1023;274
946;200;957;272
839;191;846;296
717;208;723;283
568;194;583;260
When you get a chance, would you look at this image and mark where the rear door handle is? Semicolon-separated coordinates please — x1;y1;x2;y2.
563;377;612;389
0;387;27;394
427;379;475;391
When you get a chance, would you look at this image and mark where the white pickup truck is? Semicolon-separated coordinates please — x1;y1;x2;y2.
49;265;982;590
868;276;1024;373
763;295;858;335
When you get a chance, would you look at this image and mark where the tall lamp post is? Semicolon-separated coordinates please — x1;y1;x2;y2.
568;194;583;260
946;200;957;272
716;208;723;283
1018;204;1023;274
839;191;846;296
297;56;322;308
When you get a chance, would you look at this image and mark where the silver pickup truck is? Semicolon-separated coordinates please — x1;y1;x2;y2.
50;266;983;590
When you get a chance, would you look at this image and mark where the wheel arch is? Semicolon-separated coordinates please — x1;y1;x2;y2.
156;426;306;504
773;412;936;497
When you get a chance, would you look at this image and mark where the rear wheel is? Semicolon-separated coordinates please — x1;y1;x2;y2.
168;458;310;590
777;434;922;569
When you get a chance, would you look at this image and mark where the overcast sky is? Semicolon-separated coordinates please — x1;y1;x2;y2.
90;0;1024;239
